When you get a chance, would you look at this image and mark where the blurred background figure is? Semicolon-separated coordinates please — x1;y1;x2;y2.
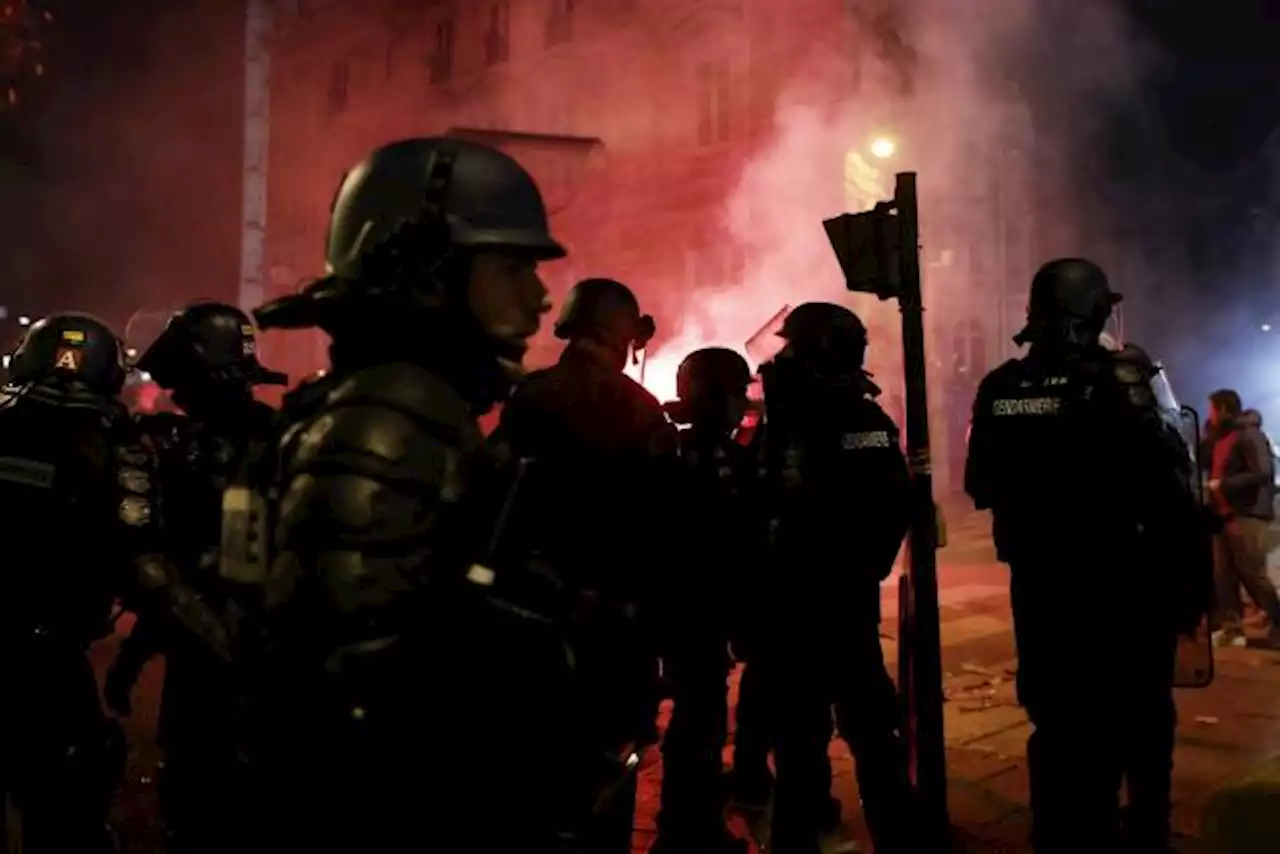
1205;389;1280;648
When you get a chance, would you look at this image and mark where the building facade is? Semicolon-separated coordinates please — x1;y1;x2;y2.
261;0;1037;493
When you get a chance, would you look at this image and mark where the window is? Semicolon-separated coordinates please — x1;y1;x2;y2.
951;319;986;377
430;18;454;83
545;0;575;46
485;2;511;66
696;60;731;145
326;58;348;115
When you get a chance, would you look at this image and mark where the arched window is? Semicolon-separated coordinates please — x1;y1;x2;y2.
951;318;986;378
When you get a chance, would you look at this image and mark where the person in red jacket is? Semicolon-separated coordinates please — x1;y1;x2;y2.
1206;389;1280;647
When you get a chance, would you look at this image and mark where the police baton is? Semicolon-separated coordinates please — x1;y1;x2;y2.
824;173;951;850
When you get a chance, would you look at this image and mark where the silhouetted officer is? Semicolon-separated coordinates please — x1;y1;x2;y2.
653;347;758;854
491;276;676;854
0;313;132;854
966;258;1210;853
105;301;285;853
761;302;919;854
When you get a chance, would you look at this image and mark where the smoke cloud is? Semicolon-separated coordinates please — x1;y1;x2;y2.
628;0;1161;405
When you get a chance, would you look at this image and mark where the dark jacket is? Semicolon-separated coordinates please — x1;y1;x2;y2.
492;341;678;600
1210;410;1275;520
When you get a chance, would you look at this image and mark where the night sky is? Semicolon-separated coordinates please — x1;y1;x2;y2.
1126;0;1280;173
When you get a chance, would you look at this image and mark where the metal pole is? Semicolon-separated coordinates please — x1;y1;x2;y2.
893;172;950;848
240;0;272;312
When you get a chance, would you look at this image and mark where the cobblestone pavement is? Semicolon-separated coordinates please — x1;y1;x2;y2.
89;507;1280;853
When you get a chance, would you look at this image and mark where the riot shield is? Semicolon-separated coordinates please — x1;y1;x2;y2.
1174;402;1215;689
744;305;790;366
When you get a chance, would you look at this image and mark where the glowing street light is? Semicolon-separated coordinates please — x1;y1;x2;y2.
17;315;31;326
870;136;897;159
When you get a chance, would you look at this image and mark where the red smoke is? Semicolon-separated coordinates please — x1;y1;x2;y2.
621;0;1149;408
624;98;877;403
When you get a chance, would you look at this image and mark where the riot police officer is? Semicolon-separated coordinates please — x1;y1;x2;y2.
652;347;758;854
965;258;1209;853
0;313;132;854
490;276;676;853
104;301;285;853
228;137;560;852
760;302;919;854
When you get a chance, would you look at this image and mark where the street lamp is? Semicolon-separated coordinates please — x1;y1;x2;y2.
17;315;31;327
870;136;897;159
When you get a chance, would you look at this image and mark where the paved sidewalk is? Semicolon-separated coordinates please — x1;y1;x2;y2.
632;625;1280;853
632;508;1280;852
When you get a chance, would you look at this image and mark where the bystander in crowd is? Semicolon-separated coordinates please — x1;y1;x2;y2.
1204;390;1280;648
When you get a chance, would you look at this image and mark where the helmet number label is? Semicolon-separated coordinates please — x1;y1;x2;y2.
54;348;81;371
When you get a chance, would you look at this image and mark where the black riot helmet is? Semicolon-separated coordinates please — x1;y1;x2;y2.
1014;258;1121;347
554;278;656;350
325;137;565;281
136;301;287;391
253;137;562;379
667;346;753;428
7;312;127;395
772;302;878;396
676;347;751;402
778;302;869;367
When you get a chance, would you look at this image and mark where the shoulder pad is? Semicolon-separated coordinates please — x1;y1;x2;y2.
1110;344;1158;385
1115;342;1155;365
1108;345;1159;413
276;460;452;554
289;367;479;497
327;363;474;443
1104;345;1163;411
